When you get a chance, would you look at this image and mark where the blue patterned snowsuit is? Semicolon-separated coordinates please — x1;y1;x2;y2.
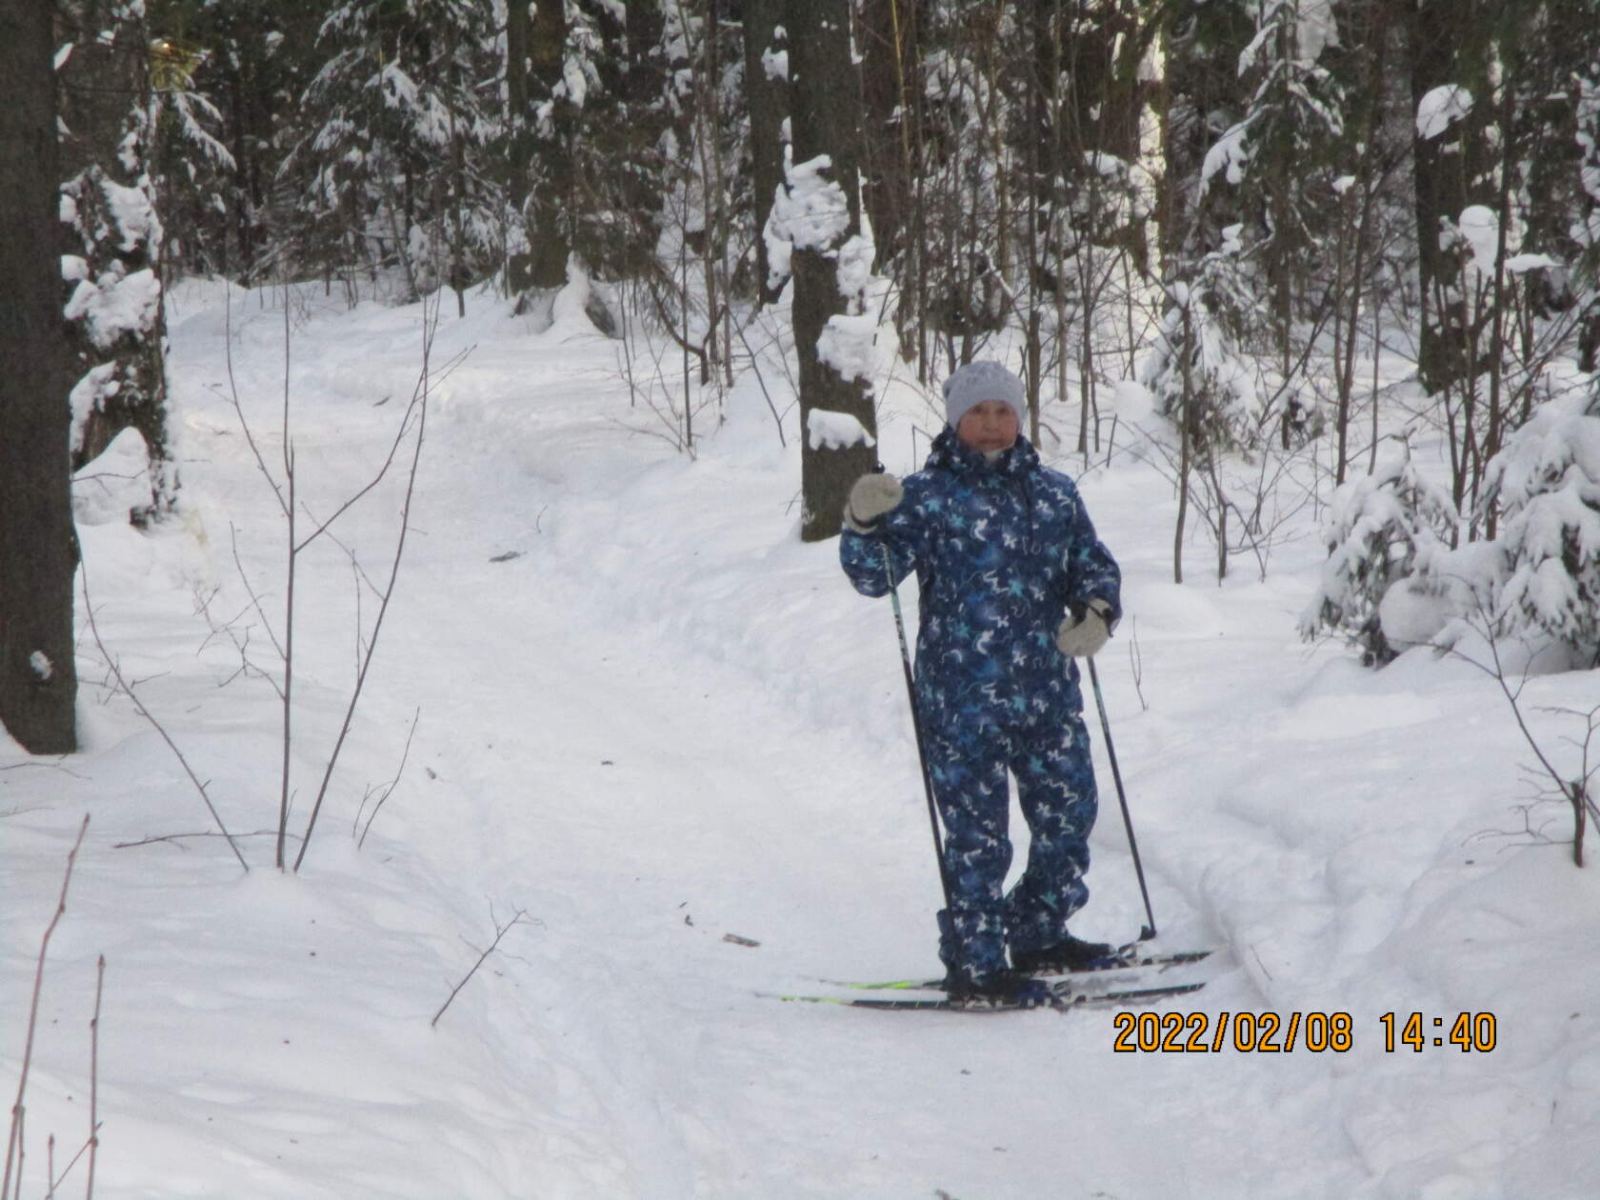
840;429;1122;982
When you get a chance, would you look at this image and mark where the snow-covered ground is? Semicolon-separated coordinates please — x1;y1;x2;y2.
5;279;1600;1199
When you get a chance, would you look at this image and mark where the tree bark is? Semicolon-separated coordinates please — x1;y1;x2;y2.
0;0;79;753
504;0;533;289
511;0;570;295
858;0;918;277
1405;0;1493;393
787;0;875;542
617;0;668;277
743;0;789;305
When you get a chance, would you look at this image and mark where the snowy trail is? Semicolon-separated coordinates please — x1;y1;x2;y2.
185;286;1561;1198
8;282;1599;1199
286;296;1382;1199
385;446;1368;1200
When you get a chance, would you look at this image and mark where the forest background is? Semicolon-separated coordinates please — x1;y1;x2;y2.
5;0;1600;754
3;1;1600;1193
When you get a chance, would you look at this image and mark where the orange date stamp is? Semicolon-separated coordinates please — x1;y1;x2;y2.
1112;1010;1499;1053
1112;1010;1354;1053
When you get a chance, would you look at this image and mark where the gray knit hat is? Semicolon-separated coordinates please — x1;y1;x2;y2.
942;361;1026;429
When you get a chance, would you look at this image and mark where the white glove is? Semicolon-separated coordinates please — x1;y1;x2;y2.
844;472;904;533
1055;599;1115;658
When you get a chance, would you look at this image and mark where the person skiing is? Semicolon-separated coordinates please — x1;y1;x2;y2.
838;361;1122;1005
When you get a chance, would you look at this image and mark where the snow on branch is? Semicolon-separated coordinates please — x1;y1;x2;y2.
1417;85;1473;140
806;408;877;452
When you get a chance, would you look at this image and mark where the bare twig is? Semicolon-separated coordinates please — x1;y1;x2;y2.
290;342;466;558
4;816;90;1198
1451;620;1599;866
81;577;248;872
357;708;420;848
87;954;103;1199
732;316;787;448
113;829;298;851
293;379;428;555
294;300;435;872
0;759;88;779
431;907;530;1029
193;579;283;701
1127;620;1148;713
226;283;444;874
227;522;286;662
277;446;297;870
222;284;289;518
45;1133;92;1200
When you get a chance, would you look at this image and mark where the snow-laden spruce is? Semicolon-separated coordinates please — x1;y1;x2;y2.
294;0;507;303
1306;386;1600;668
1482;387;1600;662
57;0;178;520
1300;447;1459;665
1139;233;1263;454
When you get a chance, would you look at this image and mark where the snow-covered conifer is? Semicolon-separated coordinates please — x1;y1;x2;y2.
1301;449;1460;665
58;0;177;520
1154;0;1254;263
1140;234;1263;456
912;4;1012;347
1479;388;1600;664
146;30;236;277
294;0;505;306
1207;0;1344;363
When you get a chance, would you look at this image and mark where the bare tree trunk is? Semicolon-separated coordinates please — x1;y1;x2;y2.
505;0;531;233
788;0;875;542
1481;80;1518;541
1173;301;1193;586
859;0;919;278
743;0;789;306
0;0;79;753
1406;0;1493;394
512;0;569;296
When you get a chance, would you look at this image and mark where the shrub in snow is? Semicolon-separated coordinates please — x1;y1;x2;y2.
1140;236;1264;456
1307;385;1600;669
1301;450;1459;665
1480;387;1600;664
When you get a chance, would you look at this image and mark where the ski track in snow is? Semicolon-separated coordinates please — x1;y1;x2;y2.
3;280;1599;1198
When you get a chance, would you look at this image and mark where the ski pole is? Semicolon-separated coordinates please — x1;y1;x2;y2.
881;544;957;918
1085;658;1158;941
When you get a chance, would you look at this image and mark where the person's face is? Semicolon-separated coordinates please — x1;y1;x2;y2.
956;400;1020;454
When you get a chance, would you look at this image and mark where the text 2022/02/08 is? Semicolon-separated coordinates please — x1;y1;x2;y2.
1112;1010;1498;1054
